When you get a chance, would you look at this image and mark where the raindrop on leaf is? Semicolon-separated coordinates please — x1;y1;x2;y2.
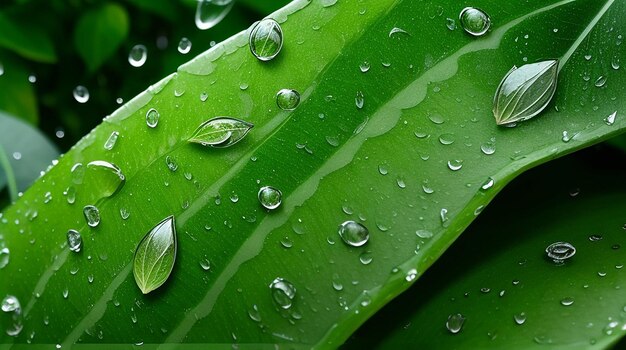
249;19;283;61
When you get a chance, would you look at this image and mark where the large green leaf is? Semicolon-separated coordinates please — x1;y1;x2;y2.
1;0;625;347
345;147;626;349
74;3;130;73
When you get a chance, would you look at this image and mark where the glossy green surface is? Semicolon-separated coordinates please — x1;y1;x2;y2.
346;148;626;349
0;0;625;347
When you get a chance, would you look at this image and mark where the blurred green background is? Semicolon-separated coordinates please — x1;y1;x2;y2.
0;0;288;207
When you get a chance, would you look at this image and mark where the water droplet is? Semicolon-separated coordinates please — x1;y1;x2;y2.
560;297;574;306
0;247;9;269
605;111;617;126
258;186;282;210
447;160;463;171
248;304;261;322
249;19;283;61
195;0;234;30
588;234;603;242
67;230;82;252
128;45;147;67
199;256;211;271
388;27;409;38
359;251;373;265
177;37;192;54
480;140;496;155
165;156;178;172
104;131;119;150
1;295;23;336
116;97;123;104
85;160;126;197
422;182;434;194
359;61;371;73
514;312;527;325
276;89;301;110
416;229;433;239
396;177;406;189
145;108;159;128
405;269;418;282
120;208;130;220
28;74;36;83
611;56;620;70
446;313;465;334
338;221;369;247
326;135;340;147
73;85;90;103
355;91;365;109
439;133;455;145
428;114;445;125
594;75;607;87
0;62;3;76
332;274;343;291
378;164;388;175
83;205;101;227
481;177;495;191
71;162;85;184
493;60;559;125
446;18;456;31
545;242;576;264
459;7;491;36
269;277;296;309
200;92;208;102
440;208;449;225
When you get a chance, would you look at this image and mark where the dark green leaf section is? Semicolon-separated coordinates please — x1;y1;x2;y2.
345;148;626;349
0;0;625;348
74;3;130;72
0;12;57;63
0;52;39;124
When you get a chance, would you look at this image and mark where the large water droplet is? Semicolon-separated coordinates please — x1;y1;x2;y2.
178;37;192;54
104;131;119;150
249;19;283;61
545;241;576;264
145;108;159;128
128;45;147;67
338;221;369;247
459;7;491;36
269;277;296;309
1;295;23;336
67;229;82;252
446;313;465;334
195;0;234;30
73;85;90;103
86;160;126;197
258;186;282;210
276;89;300;110
0;247;9;269
83;205;101;227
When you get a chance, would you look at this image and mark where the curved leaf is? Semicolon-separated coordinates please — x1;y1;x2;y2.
0;0;625;347
345;148;626;349
0;12;56;63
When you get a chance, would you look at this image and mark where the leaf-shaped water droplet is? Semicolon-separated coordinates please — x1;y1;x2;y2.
493;59;559;126
188;117;254;148
133;216;177;294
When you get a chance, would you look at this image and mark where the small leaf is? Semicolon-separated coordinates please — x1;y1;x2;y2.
493;59;559;126
188;117;254;148
133;216;177;294
0;12;57;63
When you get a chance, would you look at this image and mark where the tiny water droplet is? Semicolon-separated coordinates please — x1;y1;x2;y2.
128;45;147;67
416;229;433;239
447;160;463;171
67;230;82;252
199;256;211;271
338;221;369;247
405;269;418;282
64;186;76;204
480;140;496;155
83;205;100;227
446;313;465;334
269;277;296;309
440;208;449;225
145;108;159;128
378;164;388;175
86;160;125;197
1;295;23;336
73;86;90;103
165;156;178;172
355;91;365;109
195;0;234;30
560;297;574;306
439;133;455;145
120;208;130;220
446;18;456;31
604;111;617;126
459;7;491;36
594;75;607;87
514;312;527;325
481;177;495;190
258;186;282;210
200;92;208;102
71;163;85;184
248;304;262;322
388;27;409;38
359;61;371;73
359;251;373;265
588;234;603;242
0;247;9;269
545;242;576;264
177;37;192;54
104;131;119;150
276;89;300;110
249;19;283;61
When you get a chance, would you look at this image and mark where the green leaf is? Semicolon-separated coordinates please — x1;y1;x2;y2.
133;216;177;294
345;150;626;349
493;60;559;125
0;52;39;124
0;0;625;347
126;0;181;21
74;3;130;72
0;12;56;63
187;117;254;148
236;0;292;15
0;111;59;202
